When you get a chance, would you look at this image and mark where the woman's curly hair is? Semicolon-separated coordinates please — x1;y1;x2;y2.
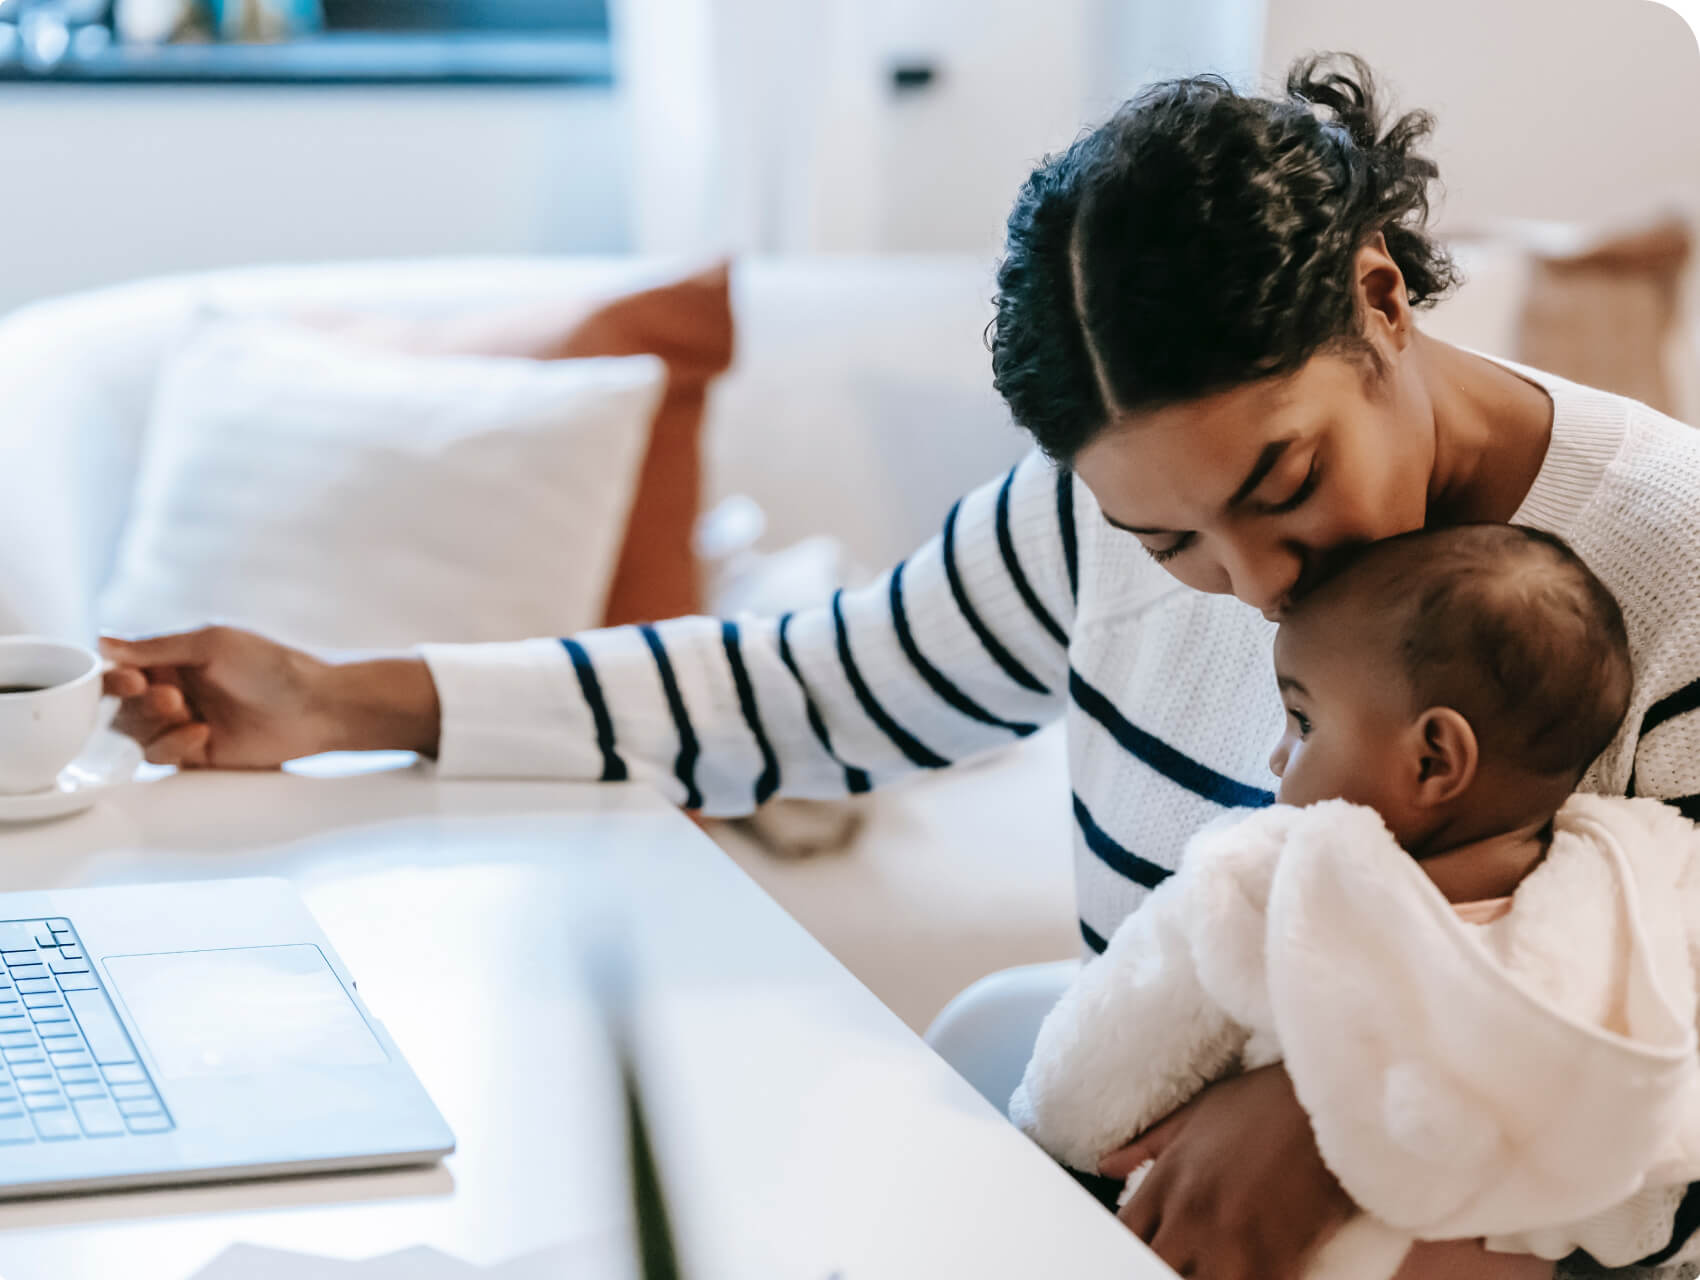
991;53;1460;462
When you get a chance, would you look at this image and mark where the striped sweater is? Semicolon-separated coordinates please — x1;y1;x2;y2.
422;358;1700;957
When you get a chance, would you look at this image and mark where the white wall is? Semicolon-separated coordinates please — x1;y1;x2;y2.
1261;0;1700;231
0;84;627;316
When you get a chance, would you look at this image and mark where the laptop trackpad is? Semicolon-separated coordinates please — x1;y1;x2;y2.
105;945;389;1079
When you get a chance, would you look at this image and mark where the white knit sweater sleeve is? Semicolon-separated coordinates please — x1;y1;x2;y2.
418;451;1075;815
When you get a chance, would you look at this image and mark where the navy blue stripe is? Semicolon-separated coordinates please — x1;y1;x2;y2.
996;467;1068;649
721;622;780;806
1070;669;1276;809
832;591;950;769
638;624;703;810
1073;794;1173;889
1056;466;1079;603
1637;1180;1700;1265
777;613;871;795
560;638;627;783
1080;919;1108;955
1673;794;1700;823
889;561;1036;738
1644;677;1700;739
941;500;1048;695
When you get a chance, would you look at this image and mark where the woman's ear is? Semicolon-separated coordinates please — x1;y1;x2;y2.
1356;232;1413;352
1409;707;1478;808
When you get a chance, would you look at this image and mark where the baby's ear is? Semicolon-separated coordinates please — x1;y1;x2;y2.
1411;707;1478;807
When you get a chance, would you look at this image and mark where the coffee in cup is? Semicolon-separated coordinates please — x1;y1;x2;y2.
0;638;106;794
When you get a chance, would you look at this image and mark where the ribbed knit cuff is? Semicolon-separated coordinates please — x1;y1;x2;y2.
419;637;600;779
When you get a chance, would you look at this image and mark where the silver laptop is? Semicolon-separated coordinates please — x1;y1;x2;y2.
0;877;453;1197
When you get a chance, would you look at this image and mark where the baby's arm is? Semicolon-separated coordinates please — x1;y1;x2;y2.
1010;866;1250;1172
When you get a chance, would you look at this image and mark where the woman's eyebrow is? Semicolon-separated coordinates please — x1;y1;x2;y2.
1226;439;1294;508
1100;436;1299;537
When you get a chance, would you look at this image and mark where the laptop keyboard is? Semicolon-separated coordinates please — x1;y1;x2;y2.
0;918;171;1144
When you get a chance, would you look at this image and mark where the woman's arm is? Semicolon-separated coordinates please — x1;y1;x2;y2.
106;453;1078;813
1629;672;1700;820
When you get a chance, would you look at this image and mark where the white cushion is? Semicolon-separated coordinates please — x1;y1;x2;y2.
98;316;664;649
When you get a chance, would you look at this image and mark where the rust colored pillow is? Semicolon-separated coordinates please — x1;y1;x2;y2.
303;262;735;625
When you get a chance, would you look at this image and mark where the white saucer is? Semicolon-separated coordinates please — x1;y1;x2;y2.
0;731;143;824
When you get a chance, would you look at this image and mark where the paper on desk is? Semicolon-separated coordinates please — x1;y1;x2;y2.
188;1243;362;1279
187;1234;635;1280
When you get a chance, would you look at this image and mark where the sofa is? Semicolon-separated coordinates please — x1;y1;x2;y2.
1;236;1692;1032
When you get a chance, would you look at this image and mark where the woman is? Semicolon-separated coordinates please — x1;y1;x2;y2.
103;55;1700;1279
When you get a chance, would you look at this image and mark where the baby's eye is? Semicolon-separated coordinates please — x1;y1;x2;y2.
1288;710;1312;737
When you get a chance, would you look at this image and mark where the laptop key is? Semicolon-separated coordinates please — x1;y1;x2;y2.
63;1082;104;1100
23;1092;64;1111
58;1067;98;1085
124;1113;171;1134
22;993;63;1010
7;965;46;983
101;1063;146;1085
55;973;98;992
0;1113;33;1143
110;1082;154;1100
116;1097;162;1118
48;1050;91;1070
72;1097;123;1137
32;1109;78;1141
47;958;88;976
63;990;135;1065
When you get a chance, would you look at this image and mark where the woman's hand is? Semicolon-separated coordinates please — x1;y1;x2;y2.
101;626;441;768
1102;1063;1352;1280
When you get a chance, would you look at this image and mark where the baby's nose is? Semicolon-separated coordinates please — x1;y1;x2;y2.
1268;741;1288;778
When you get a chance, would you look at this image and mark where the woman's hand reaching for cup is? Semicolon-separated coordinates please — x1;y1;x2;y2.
100;626;442;768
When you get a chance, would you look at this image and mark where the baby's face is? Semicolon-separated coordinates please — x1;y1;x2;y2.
1269;612;1418;827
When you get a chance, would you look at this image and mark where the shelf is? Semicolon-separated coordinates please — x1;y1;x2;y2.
0;31;613;85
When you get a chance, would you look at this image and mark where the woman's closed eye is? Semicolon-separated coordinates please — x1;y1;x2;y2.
1260;456;1322;515
1139;457;1321;565
1146;533;1196;565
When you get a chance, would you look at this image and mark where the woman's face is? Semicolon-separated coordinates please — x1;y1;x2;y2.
1071;251;1435;620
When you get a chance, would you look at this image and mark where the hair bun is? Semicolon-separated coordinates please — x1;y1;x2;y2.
1287;52;1385;153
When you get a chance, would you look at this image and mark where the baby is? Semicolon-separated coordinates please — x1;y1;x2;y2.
1012;524;1700;1276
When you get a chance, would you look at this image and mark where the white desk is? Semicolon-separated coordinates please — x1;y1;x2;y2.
0;759;1168;1279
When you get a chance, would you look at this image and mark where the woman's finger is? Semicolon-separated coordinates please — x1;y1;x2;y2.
143;721;212;768
100;630;217;672
144;683;187;722
113;701;170;745
1100;1104;1190;1177
103;666;148;698
1117;1182;1161;1243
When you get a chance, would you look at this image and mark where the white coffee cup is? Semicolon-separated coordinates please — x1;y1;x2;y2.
0;638;106;795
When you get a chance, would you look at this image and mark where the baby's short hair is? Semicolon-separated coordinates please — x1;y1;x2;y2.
1293;524;1633;782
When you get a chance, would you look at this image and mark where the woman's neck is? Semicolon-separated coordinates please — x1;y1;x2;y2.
1419;335;1556;527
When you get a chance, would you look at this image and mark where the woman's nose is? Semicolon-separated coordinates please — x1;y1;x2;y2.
1222;540;1301;618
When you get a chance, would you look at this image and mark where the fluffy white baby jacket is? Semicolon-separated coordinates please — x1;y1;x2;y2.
1010;796;1700;1273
